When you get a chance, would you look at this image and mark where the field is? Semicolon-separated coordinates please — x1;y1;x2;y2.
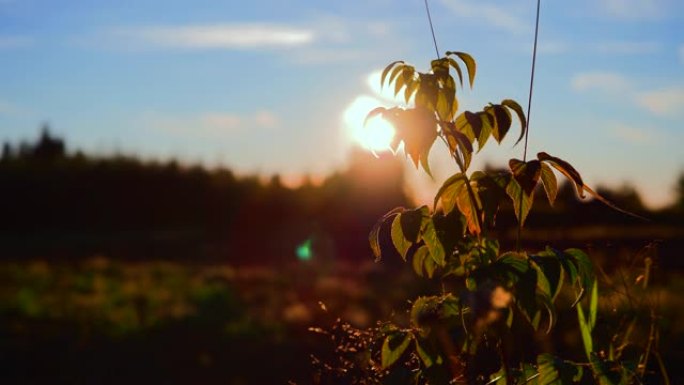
2;244;683;384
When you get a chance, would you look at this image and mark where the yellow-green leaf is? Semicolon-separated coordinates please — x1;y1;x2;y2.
391;213;412;260
501;99;527;145
422;217;445;266
509;158;541;196
447;51;476;87
506;177;534;227
540;163;558;206
381;332;412;368
381;60;403;87
412;245;429;277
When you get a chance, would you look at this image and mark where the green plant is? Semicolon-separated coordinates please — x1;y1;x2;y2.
312;51;669;385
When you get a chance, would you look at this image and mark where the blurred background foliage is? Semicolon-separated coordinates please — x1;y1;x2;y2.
1;129;683;384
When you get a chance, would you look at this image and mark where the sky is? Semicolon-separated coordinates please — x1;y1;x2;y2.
0;0;683;208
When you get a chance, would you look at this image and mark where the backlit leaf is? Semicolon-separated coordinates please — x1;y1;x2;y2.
577;303;593;358
394;71;406;97
364;107;386;127
391;214;412;260
489;104;512;143
537;152;585;198
589;279;598;330
509;158;541;195
540;163;558;206
455;184;481;234
388;64;405;86
422;217;445;266
464;111;482;139
506;177;534;227
477;111;494;151
434;172;467;213
412;245;429;277
381;61;404;86
369;207;405;261
447;57;464;87
501;99;527;145
447;51;476;87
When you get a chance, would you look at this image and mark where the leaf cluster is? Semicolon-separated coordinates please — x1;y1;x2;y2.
352;52;665;385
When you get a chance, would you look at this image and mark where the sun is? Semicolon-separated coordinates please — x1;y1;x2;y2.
343;95;396;152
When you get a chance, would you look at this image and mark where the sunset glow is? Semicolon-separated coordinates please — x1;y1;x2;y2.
343;96;395;153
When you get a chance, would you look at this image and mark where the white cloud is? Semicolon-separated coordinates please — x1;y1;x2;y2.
610;122;660;144
592;41;661;54
200;113;241;131
0;35;33;49
635;88;684;117
533;40;662;56
111;24;314;50
440;0;529;34
599;0;665;20
144;110;279;136
571;72;630;93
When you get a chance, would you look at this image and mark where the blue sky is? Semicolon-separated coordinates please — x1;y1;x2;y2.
0;0;682;208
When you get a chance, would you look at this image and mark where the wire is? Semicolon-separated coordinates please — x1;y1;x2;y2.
517;0;542;251
424;0;440;58
523;0;541;162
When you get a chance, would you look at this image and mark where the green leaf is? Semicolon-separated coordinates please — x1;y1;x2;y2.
422;217;445;267
501;99;527;145
471;171;509;228
401;206;426;242
415;338;442;368
447;51;476;87
538;354;584;385
464;111;482;138
530;259;552;299
538;153;647;220
369;207;405;261
540;163;558;206
434;172;467;213
391;214;412;260
505;177;534;227
509;158;541;195
404;77;419;104
589;279;598;330
532;253;565;301
489;104;512;143
565;248;594;297
424;251;437;278
577;303;593;358
496;251;530;274
381;332;412;368
477;111;494;151
412;245;429;277
446;57;464;87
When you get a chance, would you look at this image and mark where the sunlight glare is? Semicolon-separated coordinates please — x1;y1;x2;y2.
343;95;396;153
